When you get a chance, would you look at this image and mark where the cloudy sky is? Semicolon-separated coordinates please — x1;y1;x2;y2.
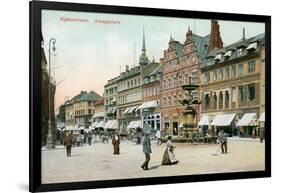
41;10;265;111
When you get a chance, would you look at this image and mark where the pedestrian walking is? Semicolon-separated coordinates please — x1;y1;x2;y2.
218;129;228;154
161;136;178;165
88;131;92;145
259;127;264;143
141;133;152;170
112;133;120;155
77;134;81;146
64;131;72;157
156;130;162;145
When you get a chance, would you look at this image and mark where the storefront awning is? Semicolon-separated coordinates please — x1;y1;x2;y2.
95;121;105;128
123;105;139;114
137;100;159;110
92;112;105;118
236;113;257;126
104;120;118;129
91;121;98;128
106;107;117;114
211;113;236;126
258;112;265;122
127;120;142;129
198;115;209;126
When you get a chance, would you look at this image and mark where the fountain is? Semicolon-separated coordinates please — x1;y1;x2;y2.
180;77;201;138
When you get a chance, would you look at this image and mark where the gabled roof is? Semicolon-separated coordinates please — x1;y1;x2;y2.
77;91;102;102
194;34;210;59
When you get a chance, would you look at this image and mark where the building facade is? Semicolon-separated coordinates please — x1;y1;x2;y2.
160;24;213;136
64;91;101;130
140;60;162;133
200;32;265;137
41;33;56;146
104;77;118;120
116;65;143;134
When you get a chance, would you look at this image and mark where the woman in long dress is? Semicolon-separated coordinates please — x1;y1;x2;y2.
161;136;178;165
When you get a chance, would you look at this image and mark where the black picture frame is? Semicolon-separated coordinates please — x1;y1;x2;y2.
29;1;271;192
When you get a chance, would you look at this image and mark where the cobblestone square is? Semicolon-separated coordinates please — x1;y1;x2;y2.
42;138;265;184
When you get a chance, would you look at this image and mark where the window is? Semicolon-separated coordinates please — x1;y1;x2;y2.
239;86;244;101
248;60;256;73
248;84;256;101
88;109;92;114
238;63;244;76
236;48;243;57
204;93;210;109
219;91;223;109
219;68;223;80
231;65;236;78
204;72;210;83
213;70;217;81
231;87;236;102
225;67;230;79
225;90;229;109
213;93;217;110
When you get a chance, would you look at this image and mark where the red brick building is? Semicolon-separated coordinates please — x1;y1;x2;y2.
160;21;222;136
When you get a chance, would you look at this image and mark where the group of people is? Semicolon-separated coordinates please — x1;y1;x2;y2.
141;134;178;170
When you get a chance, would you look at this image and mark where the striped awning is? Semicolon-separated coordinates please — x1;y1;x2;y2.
127;120;142;129
95;121;105;128
211;113;236;126
92;112;105;118
104;120;118;129
236;113;257;126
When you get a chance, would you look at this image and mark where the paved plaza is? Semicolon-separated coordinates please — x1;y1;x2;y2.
42;139;265;184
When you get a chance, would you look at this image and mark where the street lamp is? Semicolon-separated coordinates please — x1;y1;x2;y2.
46;38;56;149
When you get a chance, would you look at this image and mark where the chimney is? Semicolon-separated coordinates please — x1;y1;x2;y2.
208;20;223;53
125;65;129;72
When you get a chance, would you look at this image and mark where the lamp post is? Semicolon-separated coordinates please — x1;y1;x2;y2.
46;38;56;149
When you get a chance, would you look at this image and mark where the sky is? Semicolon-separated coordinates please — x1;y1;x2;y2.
41;10;265;112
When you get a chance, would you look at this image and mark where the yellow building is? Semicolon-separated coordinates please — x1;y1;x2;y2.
199;32;265;137
64;91;101;130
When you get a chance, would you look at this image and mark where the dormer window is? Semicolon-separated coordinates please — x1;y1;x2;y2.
224;50;232;59
246;42;257;52
236;48;243;57
214;54;222;62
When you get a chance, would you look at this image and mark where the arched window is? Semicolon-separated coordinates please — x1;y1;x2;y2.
204;93;210;109
225;90;229;109
219;91;223;109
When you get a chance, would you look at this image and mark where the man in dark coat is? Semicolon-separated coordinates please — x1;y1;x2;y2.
259;127;264;143
219;129;228;154
141;133;152;170
112;133;120;155
64;131;72;157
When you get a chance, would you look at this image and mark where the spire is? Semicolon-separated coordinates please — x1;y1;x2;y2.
142;28;146;53
242;28;246;40
169;34;174;43
188;25;191;32
139;27;149;66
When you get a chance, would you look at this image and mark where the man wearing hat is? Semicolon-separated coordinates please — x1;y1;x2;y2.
141;133;152;170
64;131;72;157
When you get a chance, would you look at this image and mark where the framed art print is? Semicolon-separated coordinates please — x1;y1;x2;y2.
29;1;271;192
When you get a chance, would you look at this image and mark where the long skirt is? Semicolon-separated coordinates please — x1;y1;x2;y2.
161;147;178;165
113;144;120;154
